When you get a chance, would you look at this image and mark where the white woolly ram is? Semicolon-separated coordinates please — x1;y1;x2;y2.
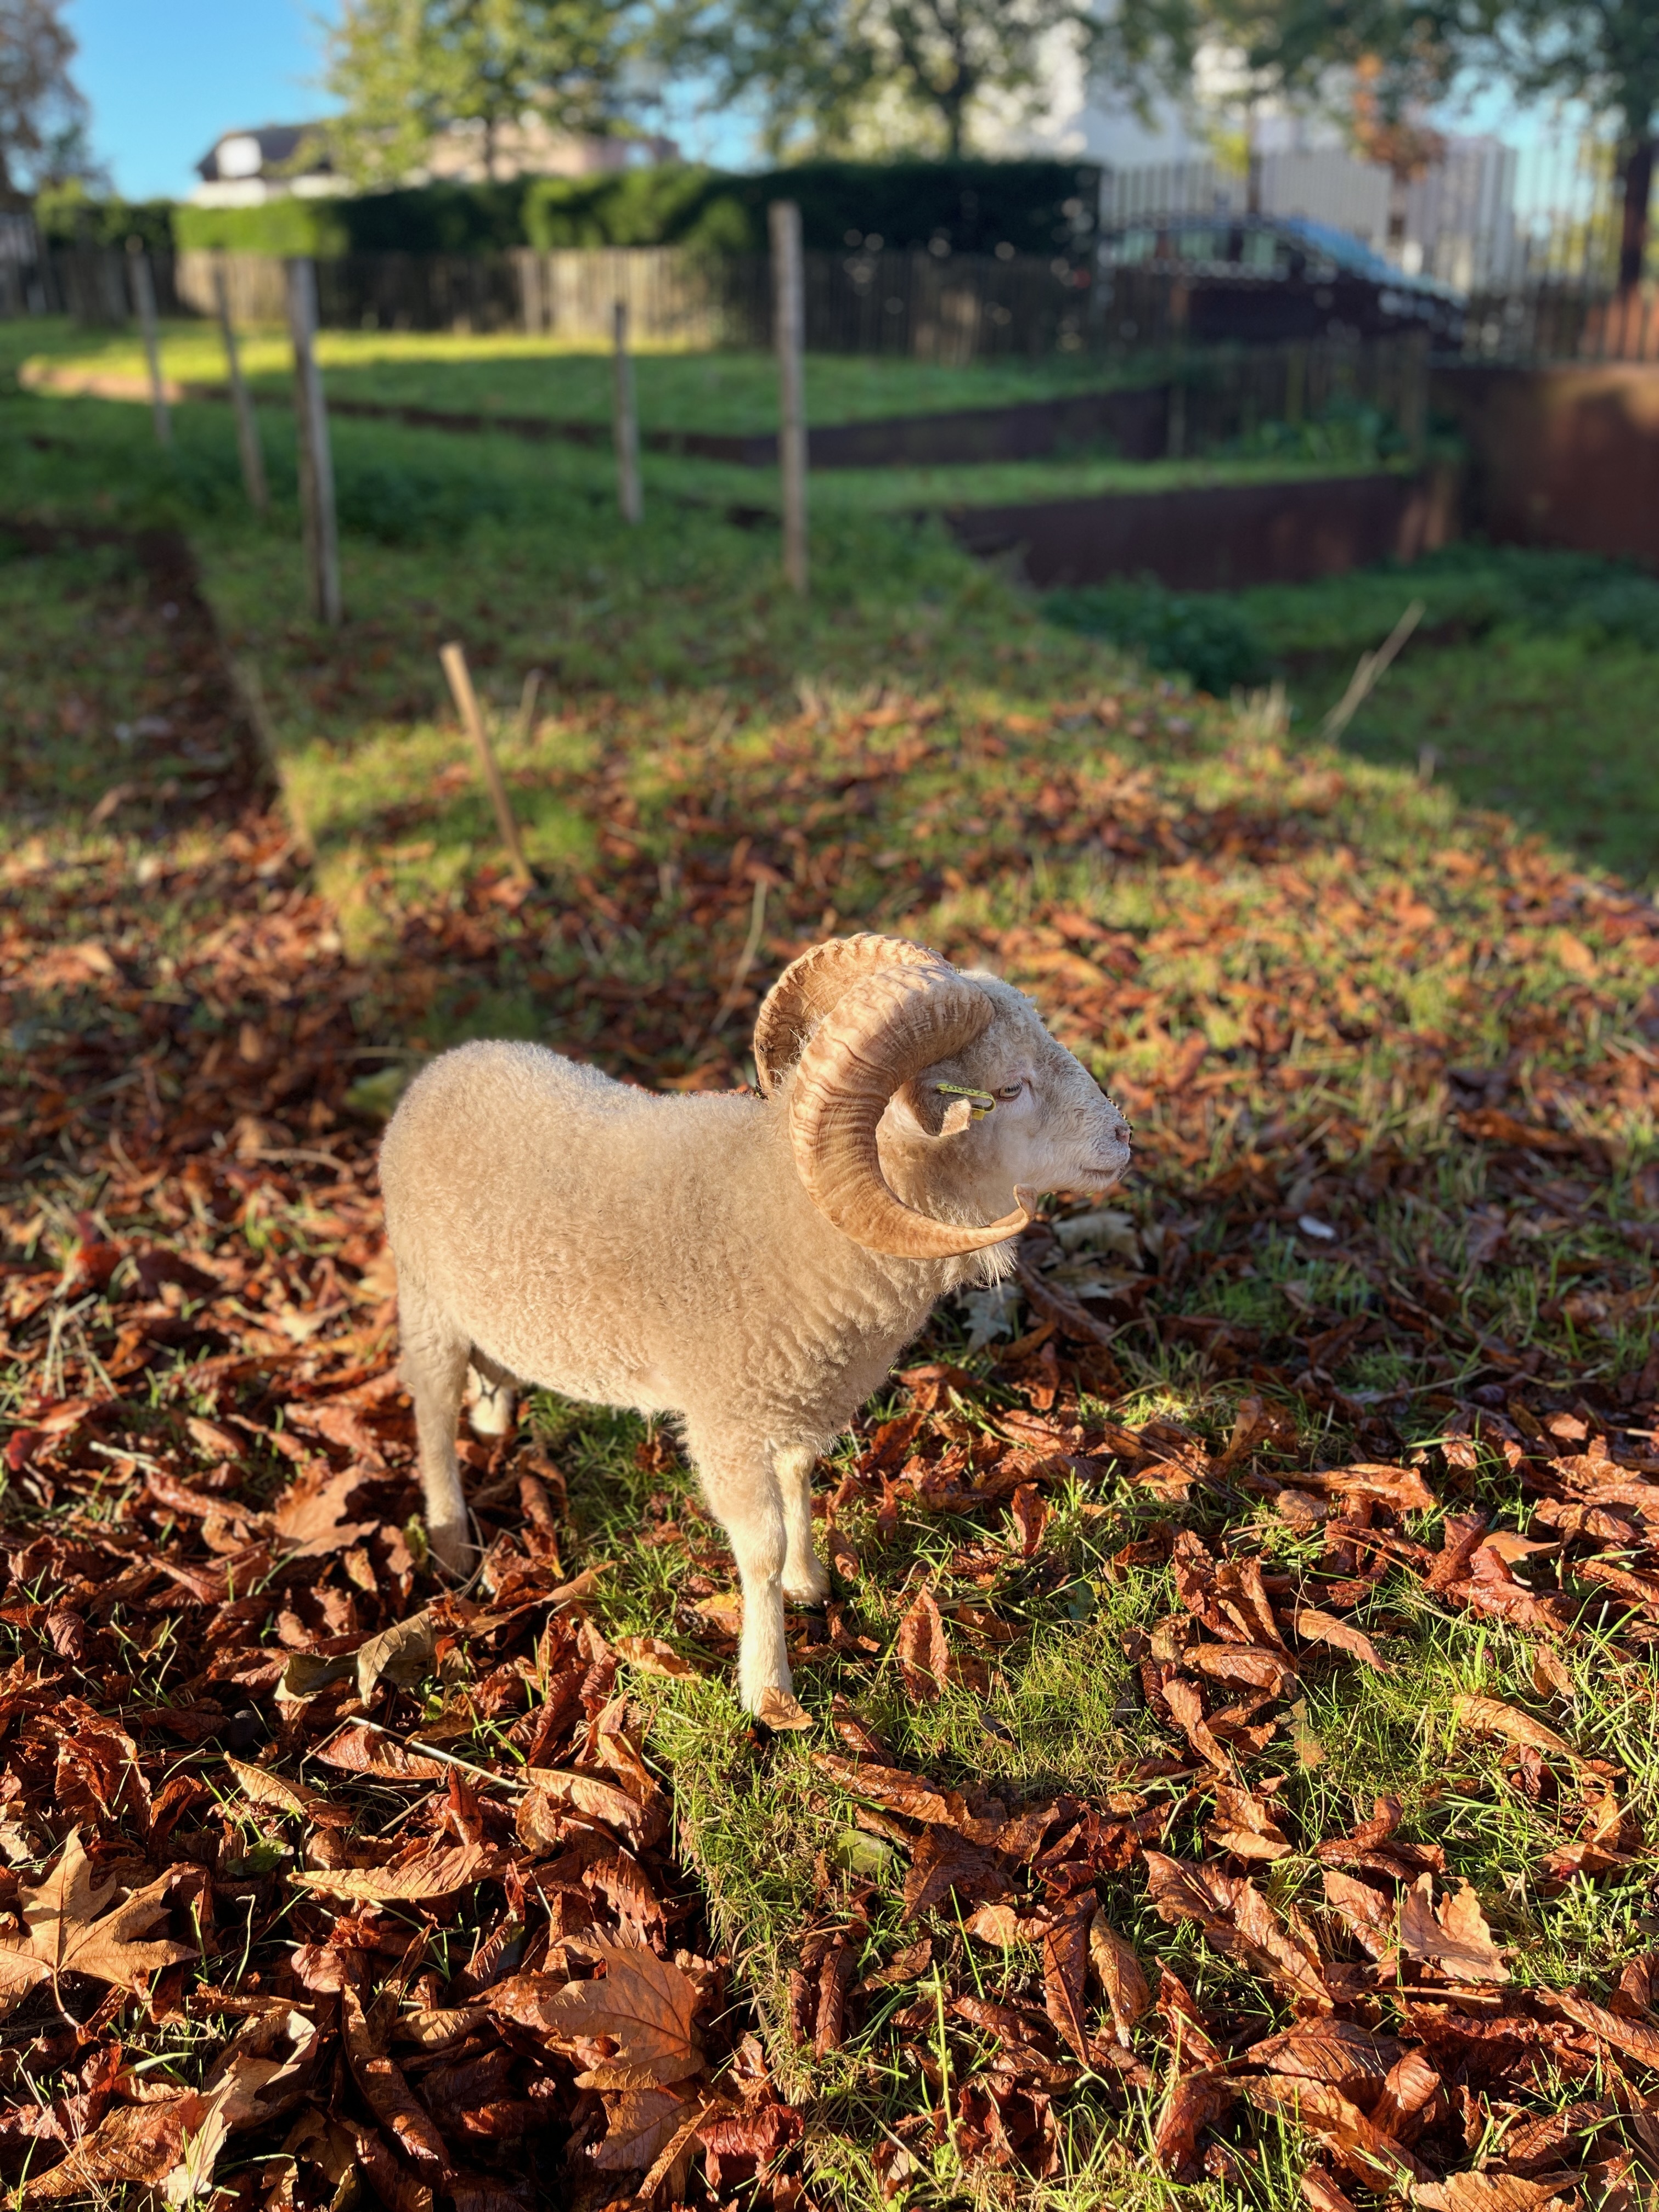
380;934;1131;1716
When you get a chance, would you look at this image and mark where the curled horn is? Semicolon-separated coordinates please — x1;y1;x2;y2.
753;933;946;1095
788;962;1033;1260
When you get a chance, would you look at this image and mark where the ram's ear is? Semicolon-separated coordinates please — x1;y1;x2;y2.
896;1078;970;1137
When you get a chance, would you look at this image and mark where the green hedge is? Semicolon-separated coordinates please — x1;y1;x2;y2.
525;159;1101;257
35;183;177;256
161;157;1101;261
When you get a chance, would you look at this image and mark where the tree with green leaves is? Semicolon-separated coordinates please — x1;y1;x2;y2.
1208;0;1657;289
325;0;642;189
652;0;1133;160
0;0;101;199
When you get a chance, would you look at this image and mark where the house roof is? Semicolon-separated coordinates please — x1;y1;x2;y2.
196;125;332;184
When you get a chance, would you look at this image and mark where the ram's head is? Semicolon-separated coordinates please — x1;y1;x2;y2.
754;934;1131;1259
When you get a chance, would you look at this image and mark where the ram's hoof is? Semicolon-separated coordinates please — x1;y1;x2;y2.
428;1523;479;1579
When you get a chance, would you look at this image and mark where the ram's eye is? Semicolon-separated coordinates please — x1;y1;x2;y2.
995;1082;1023;1102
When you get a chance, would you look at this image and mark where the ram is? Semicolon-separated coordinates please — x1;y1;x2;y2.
380;934;1130;1716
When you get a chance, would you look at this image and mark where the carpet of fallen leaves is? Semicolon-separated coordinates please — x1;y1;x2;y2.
9;523;1659;2211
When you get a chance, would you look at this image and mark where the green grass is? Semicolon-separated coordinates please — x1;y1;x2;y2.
14;318;1138;431
1047;546;1659;885
9;360;1659;2209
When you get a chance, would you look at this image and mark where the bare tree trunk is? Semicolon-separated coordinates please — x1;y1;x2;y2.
1617;132;1654;295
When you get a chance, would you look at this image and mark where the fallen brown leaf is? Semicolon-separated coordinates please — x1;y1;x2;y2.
534;1941;703;2087
296;1841;503;1904
895;1584;951;1702
1397;1876;1510;1984
1087;1909;1150;2044
1293;1606;1391;1671
615;1634;703;1679
1451;1694;1578;1763
0;1830;195;2008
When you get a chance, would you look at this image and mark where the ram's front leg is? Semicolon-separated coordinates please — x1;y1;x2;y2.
690;1429;791;1713
776;1442;829;1605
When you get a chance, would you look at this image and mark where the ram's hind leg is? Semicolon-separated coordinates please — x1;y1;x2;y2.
397;1278;476;1575
686;1424;790;1714
776;1443;828;1605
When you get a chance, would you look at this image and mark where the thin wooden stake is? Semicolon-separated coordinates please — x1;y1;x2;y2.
285;257;342;627
1321;600;1425;743
516;667;543;746
229;657;313;862
612;298;642;524
213;259;267;515
126;242;171;447
441;641;533;885
769;199;808;595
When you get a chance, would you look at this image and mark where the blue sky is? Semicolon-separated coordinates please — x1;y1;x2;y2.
66;0;341;200
65;0;753;200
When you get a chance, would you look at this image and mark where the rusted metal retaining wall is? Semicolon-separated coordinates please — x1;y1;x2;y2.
943;465;1462;590
1430;362;1659;564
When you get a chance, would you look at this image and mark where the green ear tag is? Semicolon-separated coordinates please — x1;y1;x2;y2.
935;1082;995;1119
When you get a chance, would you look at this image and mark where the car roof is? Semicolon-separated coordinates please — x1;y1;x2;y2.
1102;211;1463;301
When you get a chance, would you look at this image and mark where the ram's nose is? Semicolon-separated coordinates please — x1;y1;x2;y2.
1084;1097;1132;1185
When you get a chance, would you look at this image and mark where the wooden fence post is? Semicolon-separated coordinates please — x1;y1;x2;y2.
440;641;533;886
612;297;642;524
285;257;342;627
770;199;808;595
126;241;171;447
213;259;268;515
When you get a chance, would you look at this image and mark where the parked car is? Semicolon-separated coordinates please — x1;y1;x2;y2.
1097;213;1466;345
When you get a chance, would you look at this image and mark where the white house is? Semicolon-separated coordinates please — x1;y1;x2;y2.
190;118;678;207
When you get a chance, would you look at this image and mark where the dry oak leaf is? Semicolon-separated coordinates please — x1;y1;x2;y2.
1450;1694;1579;1764
1144;1854;1330;2006
964;1901;1053;1947
1207;1779;1294;1863
296;1841;503;1904
1322;1870;1396;1959
1042;1898;1094;2063
1187;1642;1298;1696
315;1723;448;1782
1545;1987;1659;2071
1088;1909;1151;2044
812;1753;964;1827
533;1941;704;2087
614;1634;703;1680
223;1754;330;1821
591;2084;695;2172
22;2093;206;2205
1293;1607;1392;1672
1246;2075;1430;2188
343;1983;450;2180
1414;2178;1576;2211
1243;2021;1406;2097
1397;1875;1509;1984
755;1686;812;1730
356;1610;438;1702
0;1830;195;2009
519;1767;654;1848
1302;1463;1437;1514
1153;2067;1235;2181
895;1584;951;1702
271;1464;379;1557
